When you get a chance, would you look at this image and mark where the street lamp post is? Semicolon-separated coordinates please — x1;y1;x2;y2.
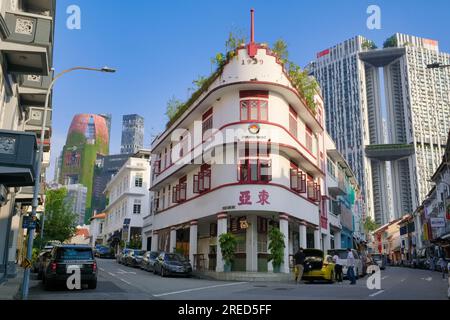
21;66;116;300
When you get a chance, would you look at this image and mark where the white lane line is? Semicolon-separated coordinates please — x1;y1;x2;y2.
108;272;116;277
369;290;385;297
381;276;389;280
99;268;105;272
153;282;248;297
120;278;132;285
400;279;405;282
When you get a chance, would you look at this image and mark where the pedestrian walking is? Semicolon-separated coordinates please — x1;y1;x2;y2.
294;247;305;284
439;250;447;279
333;253;343;282
346;248;356;285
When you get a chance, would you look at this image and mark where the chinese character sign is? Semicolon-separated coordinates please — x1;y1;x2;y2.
238;190;270;206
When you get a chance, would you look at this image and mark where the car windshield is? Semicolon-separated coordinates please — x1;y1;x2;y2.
372;254;382;260
57;247;93;260
134;250;145;256
328;250;348;259
165;254;186;262
150;252;159;259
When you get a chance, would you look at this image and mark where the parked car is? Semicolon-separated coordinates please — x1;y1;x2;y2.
140;251;160;272
153;252;192;277
328;249;364;278
124;250;146;267
371;253;387;270
34;247;53;279
302;249;335;283
42;245;97;290
94;246;115;259
116;248;132;264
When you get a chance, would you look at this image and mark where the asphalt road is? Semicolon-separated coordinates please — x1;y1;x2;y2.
28;259;449;300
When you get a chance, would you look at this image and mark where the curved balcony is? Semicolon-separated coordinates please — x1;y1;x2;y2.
152;183;319;231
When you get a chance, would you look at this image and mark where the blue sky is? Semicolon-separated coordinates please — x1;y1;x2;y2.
49;0;450;179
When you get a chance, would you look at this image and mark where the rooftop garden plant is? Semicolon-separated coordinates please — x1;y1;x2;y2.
164;35;319;128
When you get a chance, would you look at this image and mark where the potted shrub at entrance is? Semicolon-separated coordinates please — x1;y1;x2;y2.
218;233;237;272
268;227;286;273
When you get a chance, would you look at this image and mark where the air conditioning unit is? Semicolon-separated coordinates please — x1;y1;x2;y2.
0;130;37;187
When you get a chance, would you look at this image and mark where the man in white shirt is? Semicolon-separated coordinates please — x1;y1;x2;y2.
333;254;343;282
347;249;356;285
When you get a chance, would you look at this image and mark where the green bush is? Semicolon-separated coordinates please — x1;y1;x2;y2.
218;233;238;266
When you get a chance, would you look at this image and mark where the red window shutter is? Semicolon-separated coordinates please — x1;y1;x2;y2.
198;172;204;193
203;170;211;190
179;176;187;184
179;183;186;201
290;168;299;191
193;175;199;194
299;172;307;193
202;108;213;121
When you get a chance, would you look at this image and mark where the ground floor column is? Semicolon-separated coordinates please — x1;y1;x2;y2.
314;227;321;250
323;232;330;253
245;215;258;272
299;223;307;249
170;227;177;253
279;214;290;273
216;213;228;272
189;220;198;269
151;231;158;251
334;230;342;249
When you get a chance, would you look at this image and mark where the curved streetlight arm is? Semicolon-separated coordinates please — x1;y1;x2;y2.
22;66;115;300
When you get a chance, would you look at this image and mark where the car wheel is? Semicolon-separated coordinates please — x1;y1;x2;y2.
329;272;335;283
161;267;166;277
88;280;97;289
43;277;53;291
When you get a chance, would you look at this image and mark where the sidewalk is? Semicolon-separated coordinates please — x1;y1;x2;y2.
0;269;23;300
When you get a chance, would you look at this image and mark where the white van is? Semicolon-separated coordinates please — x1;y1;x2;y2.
328;249;364;278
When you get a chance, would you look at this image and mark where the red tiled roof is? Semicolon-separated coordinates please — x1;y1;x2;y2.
90;213;106;221
76;228;90;239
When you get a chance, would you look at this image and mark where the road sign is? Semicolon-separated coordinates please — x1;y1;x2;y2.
21;259;32;269
22;216;37;229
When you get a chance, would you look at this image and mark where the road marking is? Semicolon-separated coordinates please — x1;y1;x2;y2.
99;267;105;272
369;290;385;297
117;269;136;275
108;272;116;277
153;282;248;297
120;278;132;285
381;276;389;280
400;279;405;282
420;277;432;281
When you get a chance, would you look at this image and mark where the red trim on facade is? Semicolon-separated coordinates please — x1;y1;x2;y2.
190;220;198;226
279;214;289;221
239;90;269;99
155;182;319;215
217;213;228;219
152;79;324;152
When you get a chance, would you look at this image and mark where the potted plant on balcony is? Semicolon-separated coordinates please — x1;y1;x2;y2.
218;233;237;272
268;226;286;273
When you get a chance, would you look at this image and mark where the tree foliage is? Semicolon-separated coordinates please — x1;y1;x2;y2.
35;188;77;248
364;216;379;234
272;39;319;113
383;35;398;48
218;232;238;266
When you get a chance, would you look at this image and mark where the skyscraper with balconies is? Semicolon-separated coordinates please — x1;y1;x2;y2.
121;114;144;154
309;33;450;225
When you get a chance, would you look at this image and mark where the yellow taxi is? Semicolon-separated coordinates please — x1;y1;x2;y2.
302;249;335;283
